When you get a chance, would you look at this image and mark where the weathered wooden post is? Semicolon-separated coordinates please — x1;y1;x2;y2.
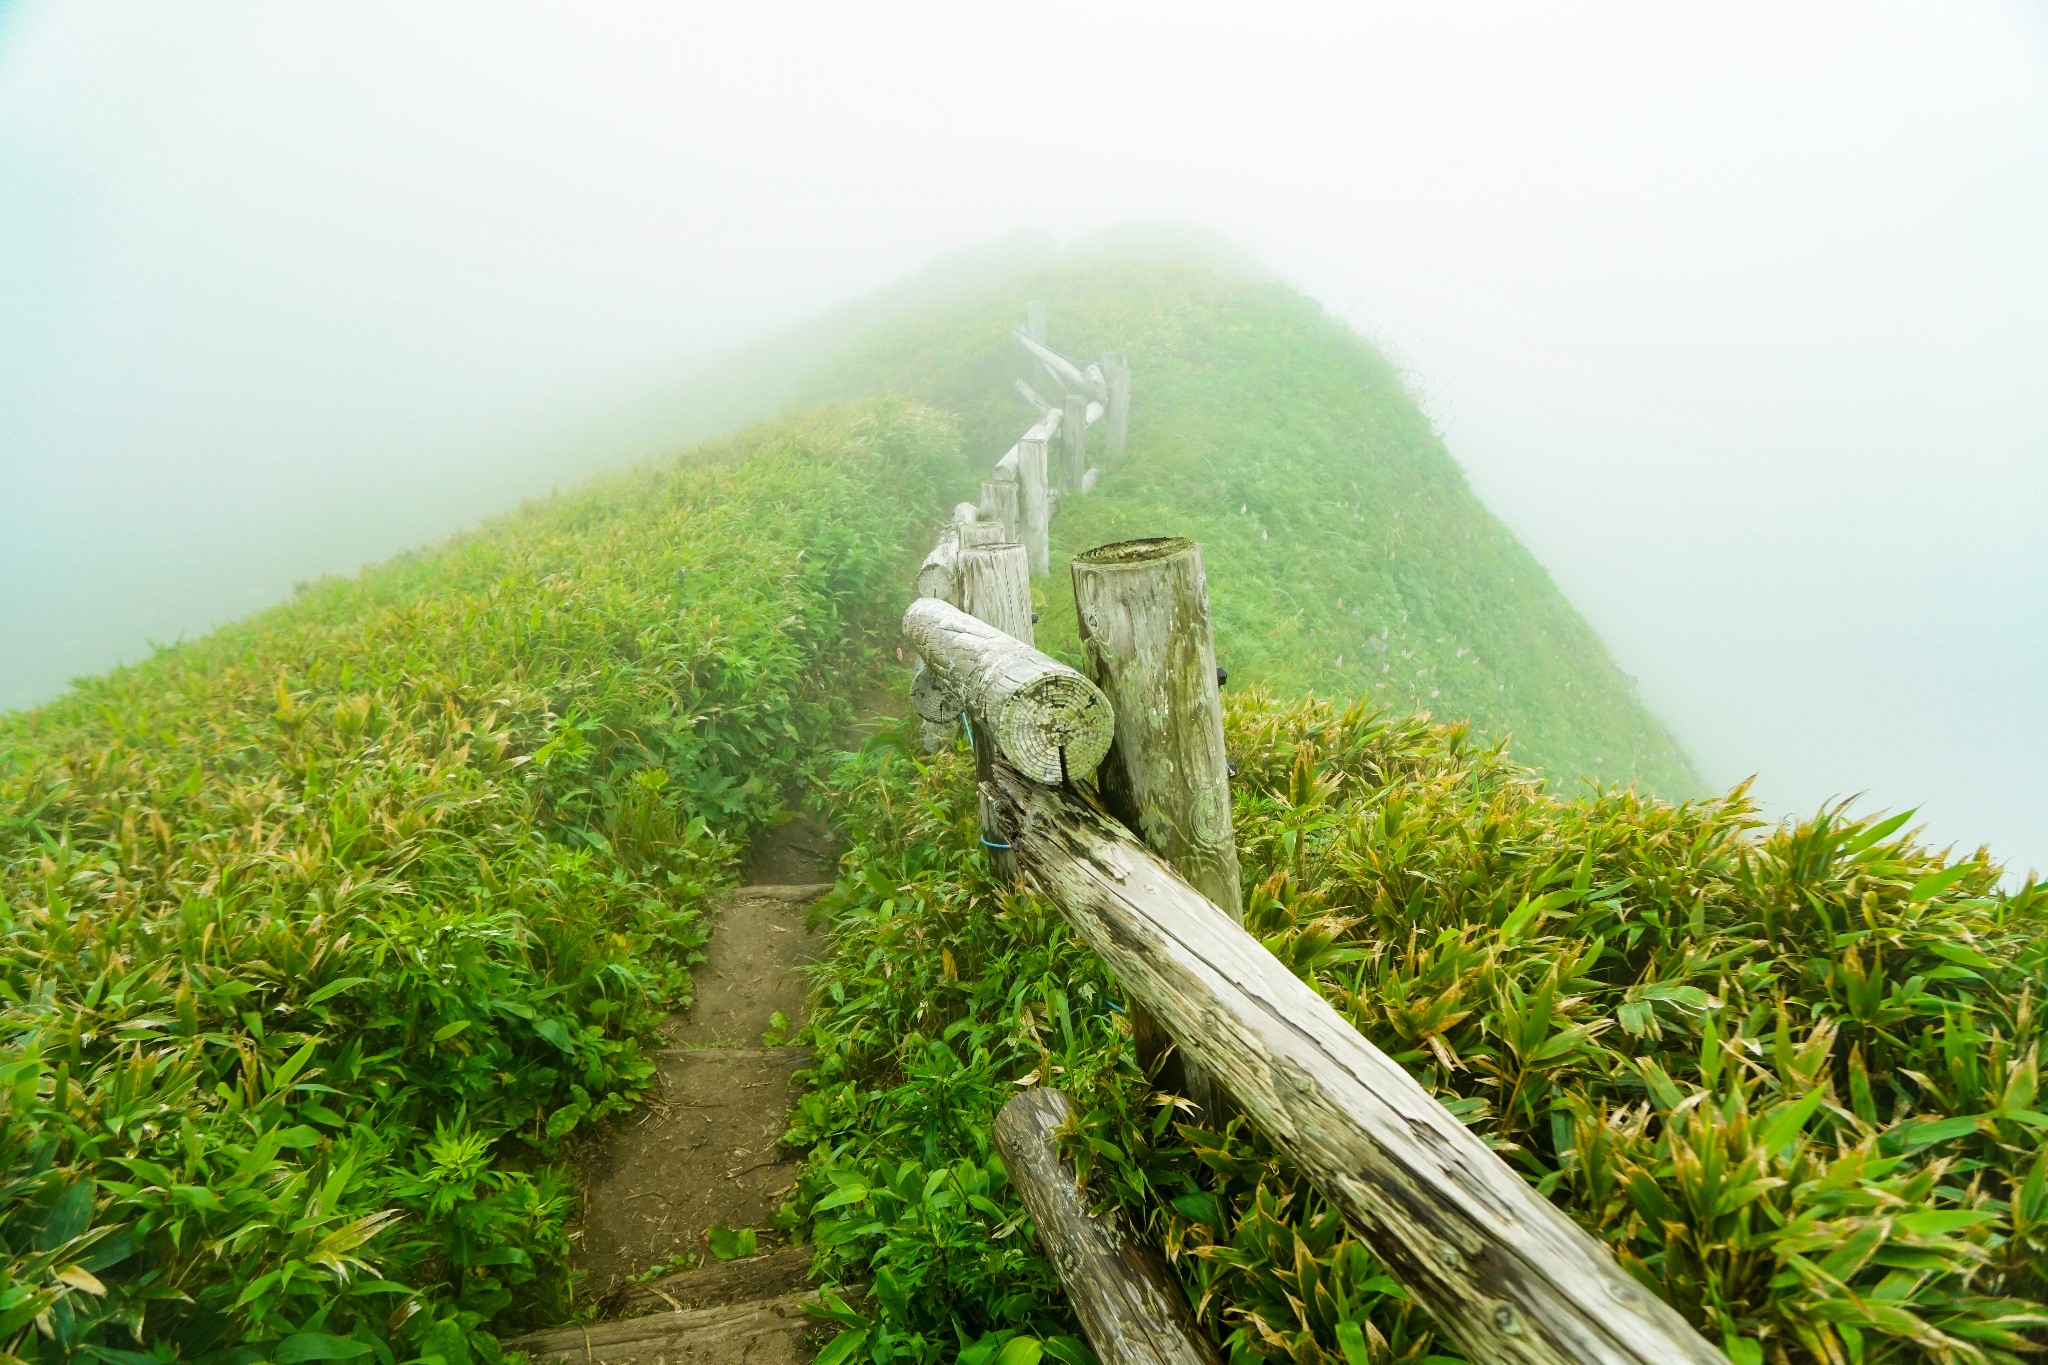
1103;351;1131;458
1060;393;1090;493
1026;298;1046;342
959;520;1006;551
994;1089;1222;1364
1071;538;1241;1116
959;542;1033;880
1070;538;1241;917
917;525;961;603
1017;436;1051;577
958;544;1032;646
902;598;1111;784
979;478;1018;542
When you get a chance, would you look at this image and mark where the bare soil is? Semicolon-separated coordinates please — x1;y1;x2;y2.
565;816;842;1307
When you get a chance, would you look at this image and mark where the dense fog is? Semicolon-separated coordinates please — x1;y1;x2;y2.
3;4;2042;876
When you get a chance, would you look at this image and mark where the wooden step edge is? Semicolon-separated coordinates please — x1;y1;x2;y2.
660;1045;814;1064
613;1244;815;1316
501;1283;868;1363
714;882;835;903
499;1292;820;1362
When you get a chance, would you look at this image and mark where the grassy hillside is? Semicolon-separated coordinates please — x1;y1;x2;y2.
793;702;2047;1364
0;402;957;1365
805;255;1698;794
4;238;1911;1365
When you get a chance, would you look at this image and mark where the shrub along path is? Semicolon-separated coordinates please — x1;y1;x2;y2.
500;817;841;1364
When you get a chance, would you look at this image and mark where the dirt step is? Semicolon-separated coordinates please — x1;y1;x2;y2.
535;818;845;1361
501;1291;831;1365
662;883;831;1049
571;1045;813;1298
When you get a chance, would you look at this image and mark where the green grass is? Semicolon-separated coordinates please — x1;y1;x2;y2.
804;255;1699;795
0;402;958;1365
791;696;2047;1364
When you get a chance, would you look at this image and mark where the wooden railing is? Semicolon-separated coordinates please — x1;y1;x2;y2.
902;308;1726;1365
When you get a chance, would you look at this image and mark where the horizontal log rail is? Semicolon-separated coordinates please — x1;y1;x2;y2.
976;760;1726;1365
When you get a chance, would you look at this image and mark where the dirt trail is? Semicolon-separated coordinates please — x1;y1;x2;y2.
502;816;842;1365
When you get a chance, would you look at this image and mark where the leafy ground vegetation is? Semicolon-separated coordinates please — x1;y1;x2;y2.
0;403;958;1365
805;255;1699;794
791;695;2046;1365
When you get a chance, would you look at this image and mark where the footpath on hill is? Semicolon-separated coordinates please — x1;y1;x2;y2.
500;817;844;1365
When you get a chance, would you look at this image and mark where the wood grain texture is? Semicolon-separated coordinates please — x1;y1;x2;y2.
1104;351;1131;457
916;525;961;603
1061;393;1090;493
981;762;1729;1365
918;717;956;754
959;520;1006;550
500;1293;827;1363
1071;538;1241;919
1018;437;1051;577
959;544;1033;648
902;598;1111;785
994;1089;1223;1365
909;658;956;723
979;479;1018;541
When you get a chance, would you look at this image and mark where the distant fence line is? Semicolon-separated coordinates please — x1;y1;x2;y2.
899;308;1727;1365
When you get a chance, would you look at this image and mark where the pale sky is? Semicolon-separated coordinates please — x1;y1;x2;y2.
3;3;2043;876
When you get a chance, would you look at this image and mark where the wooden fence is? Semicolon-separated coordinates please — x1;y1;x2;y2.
902;309;1727;1365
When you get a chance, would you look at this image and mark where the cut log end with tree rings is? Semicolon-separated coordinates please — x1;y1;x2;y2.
996;672;1114;785
901;597;1113;786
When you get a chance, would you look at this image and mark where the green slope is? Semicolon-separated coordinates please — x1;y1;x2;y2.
0;402;957;1363
805;252;1699;794
0;235;1713;1363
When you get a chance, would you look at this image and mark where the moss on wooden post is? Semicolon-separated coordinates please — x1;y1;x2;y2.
1070;538;1241;918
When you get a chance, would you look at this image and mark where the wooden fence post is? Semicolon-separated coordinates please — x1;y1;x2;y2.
980;479;1018;542
917;525;961;604
1026;299;1046;342
1070;538;1242;1114
959;520;1006;551
1018;437;1051;577
1070;539;1241;918
959;542;1033;881
1060;393;1089;493
1104;352;1131;458
994;1089;1222;1364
